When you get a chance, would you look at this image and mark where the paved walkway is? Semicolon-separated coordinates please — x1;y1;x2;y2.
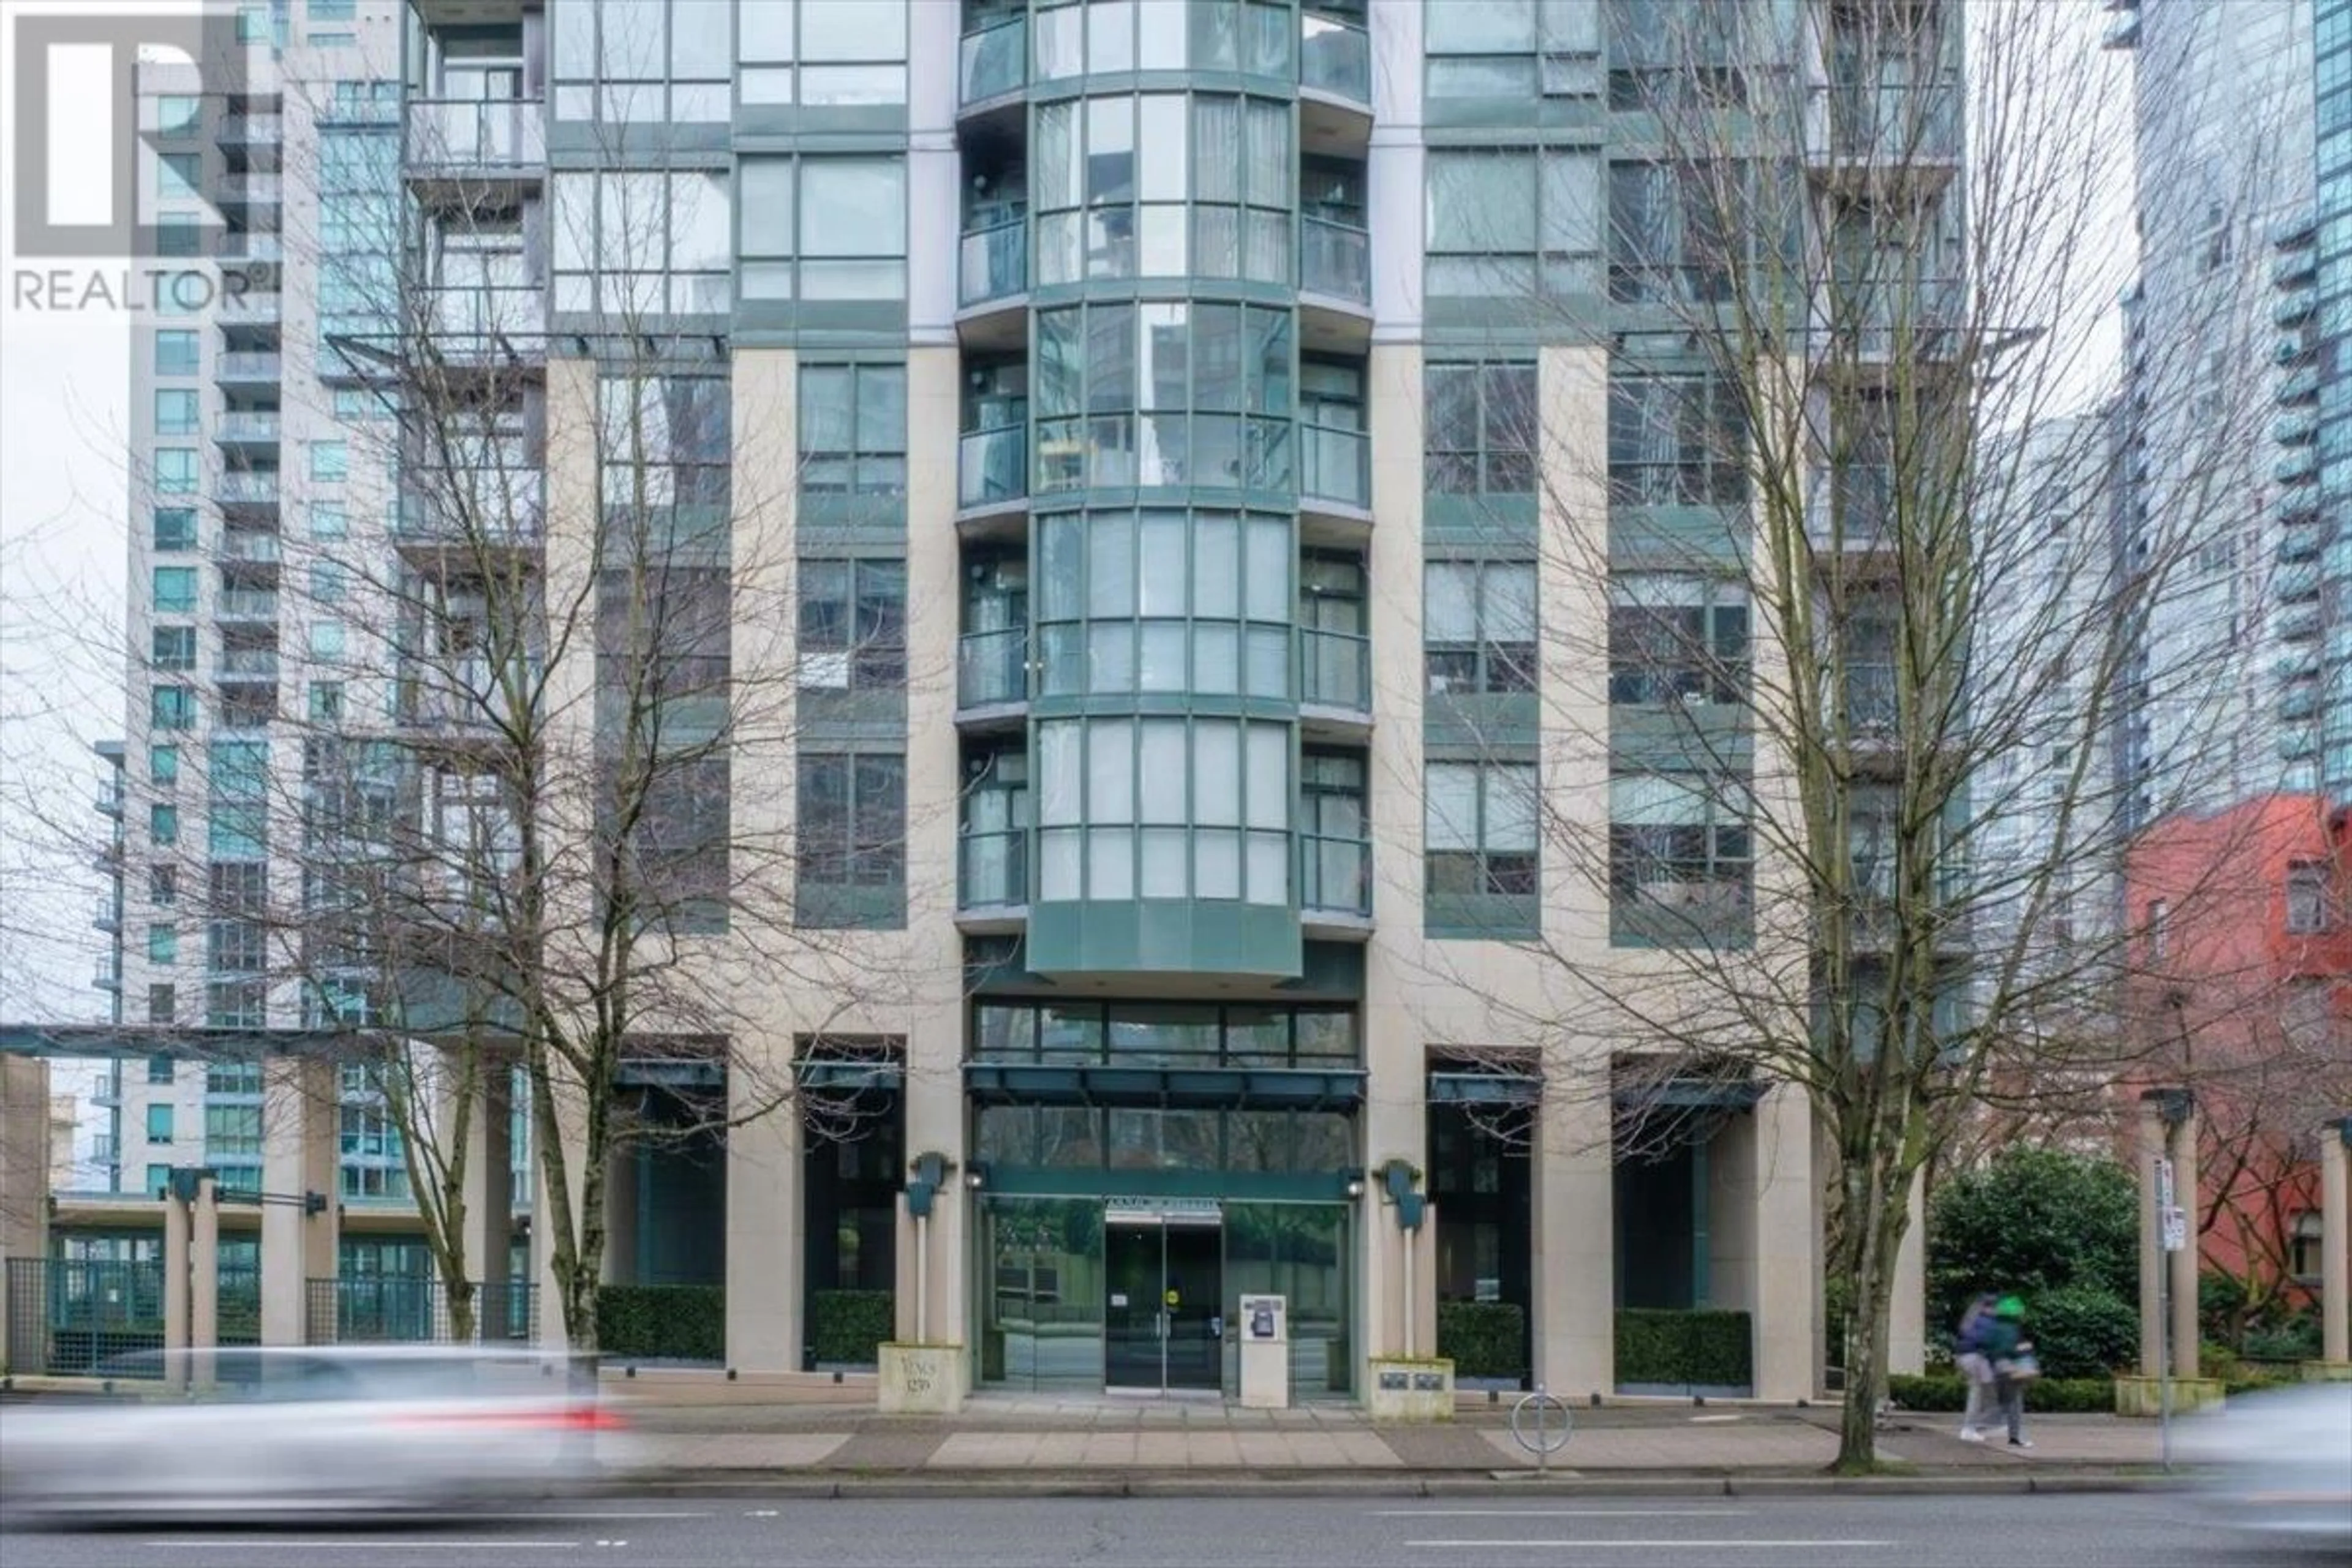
614;1398;2187;1477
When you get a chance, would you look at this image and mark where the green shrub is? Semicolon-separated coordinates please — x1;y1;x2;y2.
809;1289;895;1365
596;1284;725;1362
1437;1300;1526;1380
2242;1314;2320;1364
1616;1309;1754;1388
2022;1283;2139;1379
1886;1373;2116;1414
1927;1148;2138;1344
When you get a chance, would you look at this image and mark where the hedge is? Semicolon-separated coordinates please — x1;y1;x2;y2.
1437;1301;1526;1380
1887;1373;2116;1414
596;1284;725;1362
1616;1309;1753;1388
809;1289;894;1365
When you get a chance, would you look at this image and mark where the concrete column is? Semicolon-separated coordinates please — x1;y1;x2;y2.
163;1187;190;1392
604;1144;641;1286
1409;1203;1439;1360
725;1063;802;1372
0;1055;53;1376
259;1057;339;1347
2137;1094;2165;1378
530;1068;590;1354
2171;1099;2200;1381
2323;1120;2349;1365
1888;1173;1928;1376
899;1011;969;1349
458;1061;514;1303
1749;1086;1819;1402
189;1174;219;1390
1529;1071;1615;1398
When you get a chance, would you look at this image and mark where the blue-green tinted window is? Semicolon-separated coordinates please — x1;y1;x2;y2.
1425;148;1602;296
151;684;196;730
156;95;201;134
155;331;200;375
206;1104;263;1156
154;217;204;257
148;984;175;1025
146;1104;175;1144
236;7;270;42
1030;0;1294;81
154;449;198;496
151;802;181;845
1425;363;1537;494
209;739;270;858
1035;716;1291;904
1425;0;1600;99
154;508;197;551
145;1163;173;1196
310;441;348;481
148;924;178;964
973;1000;1357;1067
153;567;198;613
1608;369;1747;506
309;621;347;660
155;390;199;434
796;558;906;688
1033;508;1293;698
156;273;206;315
798;364;908;496
1033;301;1295;492
796;751;905;923
1609;772;1753;946
1425;561;1537;695
152;626;196;671
150;745;179;786
311;501;348;539
309;682;345;723
311;562;347;603
733;0;910;107
734;157;907;304
1425;760;1539;895
157;152;202;201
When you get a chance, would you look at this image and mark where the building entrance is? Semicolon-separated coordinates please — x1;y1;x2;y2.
1103;1205;1222;1393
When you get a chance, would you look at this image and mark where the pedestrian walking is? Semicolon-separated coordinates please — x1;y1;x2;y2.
1978;1294;2040;1449
1953;1292;1999;1441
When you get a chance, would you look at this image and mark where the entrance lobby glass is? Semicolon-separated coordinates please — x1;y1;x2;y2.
1104;1214;1223;1392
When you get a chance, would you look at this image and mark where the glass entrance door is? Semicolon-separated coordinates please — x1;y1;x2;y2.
1103;1215;1223;1392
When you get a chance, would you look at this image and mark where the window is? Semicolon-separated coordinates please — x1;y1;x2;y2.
206;1104;264;1157
309;682;345;723
1608;577;1751;704
737;0;911;106
1425;148;1602;297
2286;861;2332;933
798;364;907;496
209;740;271;859
151;863;178;905
734;155;907;303
153;567;198;614
310;562;348;605
1033;508;1294;699
154;216;204;257
1425;0;1599;98
1030;0;1295;79
797;559;907;690
2146;897;2171;960
148;924;178;964
1608;369;1748;505
154;508;196;551
207;978;268;1029
1425;363;1537;494
1609;773;1754;941
146;1104;175;1147
1034;716;1292;903
1610;162;1737;304
796;753;907;908
151;684;197;730
1426;561;1537;696
151;802;180;845
156;94;200;134
1032;301;1297;492
310;501;348;540
1425;760;1539;895
597;373;731;507
151;626;196;671
145;1163;174;1196
151;746;180;789
551;168;735;314
157;152;202;201
310;441;349;482
310;620;347;660
236;7;270;42
154;390;200;435
154;449;198;496
155;331;200;375
148;984;176;1025
2290;1212;2324;1281
208;1060;262;1096
552;0;734;122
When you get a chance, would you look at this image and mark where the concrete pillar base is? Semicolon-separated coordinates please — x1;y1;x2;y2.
2297;1360;2352;1383
1365;1356;1455;1422
2113;1374;2226;1416
876;1342;968;1414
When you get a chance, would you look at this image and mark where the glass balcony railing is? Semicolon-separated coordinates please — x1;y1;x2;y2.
1299;424;1370;509
1300;833;1371;917
959;426;1028;508
958;627;1028;708
428;284;546;345
1301;216;1370;303
216;411;281;443
216;232;283;263
214;471;281;505
219;289;282;323
1300;12;1371;102
407;98;546;170
217;172;282;205
959;827;1029;909
217;350;281;382
1299;627;1369;712
1844;664;1899;734
220;530;282;563
217;587;279;620
219;113;283;146
219;647;280;677
960;219;1028;306
959;18;1026;104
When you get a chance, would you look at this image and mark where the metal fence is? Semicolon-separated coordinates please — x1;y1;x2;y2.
305;1277;538;1346
5;1257;167;1374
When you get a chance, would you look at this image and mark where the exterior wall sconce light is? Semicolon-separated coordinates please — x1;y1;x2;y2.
1372;1158;1425;1231
906;1150;956;1219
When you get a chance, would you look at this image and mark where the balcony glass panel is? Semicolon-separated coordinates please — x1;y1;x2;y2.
960;17;1026;104
217;588;279;620
1300;833;1370;916
217;351;281;381
1300;627;1368;711
216;412;281;443
959;426;1028;508
215;472;281;504
407;99;546;168
960;219;1028;306
1301;216;1369;303
960;827;1029;908
959;627;1029;708
1299;424;1368;508
1300;12;1370;102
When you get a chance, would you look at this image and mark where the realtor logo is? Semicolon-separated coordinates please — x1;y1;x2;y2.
9;11;243;259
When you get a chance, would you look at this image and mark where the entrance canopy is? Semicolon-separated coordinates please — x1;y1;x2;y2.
964;1063;1365;1112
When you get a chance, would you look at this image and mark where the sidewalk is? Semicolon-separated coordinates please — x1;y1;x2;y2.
607;1396;2192;1492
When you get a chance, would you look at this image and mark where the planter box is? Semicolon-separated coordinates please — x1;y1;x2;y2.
1365;1356;1453;1423
878;1341;968;1415
2300;1360;2352;1383
2113;1374;2225;1417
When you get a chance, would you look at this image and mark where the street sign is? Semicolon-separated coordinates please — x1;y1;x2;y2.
2161;1205;2188;1253
2154;1156;2174;1212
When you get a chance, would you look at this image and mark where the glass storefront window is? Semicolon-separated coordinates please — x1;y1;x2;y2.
979;1197;1106;1391
974;1001;1359;1066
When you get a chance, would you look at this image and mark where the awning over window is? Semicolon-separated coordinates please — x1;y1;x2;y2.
965;1063;1365;1112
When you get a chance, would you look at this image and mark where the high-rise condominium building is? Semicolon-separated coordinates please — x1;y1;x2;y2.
74;0;1961;1401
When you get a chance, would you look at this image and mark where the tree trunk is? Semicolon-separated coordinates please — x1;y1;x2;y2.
446;1276;477;1345
1831;1152;1910;1473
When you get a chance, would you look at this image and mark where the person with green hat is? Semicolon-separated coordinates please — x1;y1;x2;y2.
1978;1295;2040;1449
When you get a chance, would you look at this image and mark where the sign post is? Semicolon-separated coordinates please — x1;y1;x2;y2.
2154;1156;2179;1471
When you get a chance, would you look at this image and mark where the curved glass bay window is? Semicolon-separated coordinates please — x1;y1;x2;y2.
1035;508;1293;697
1035;92;1294;285
1032;0;1297;83
1037;715;1291;905
1036;301;1295;492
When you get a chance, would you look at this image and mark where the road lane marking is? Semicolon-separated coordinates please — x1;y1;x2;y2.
1408;1542;1894;1551
145;1541;581;1550
1378;1510;1749;1518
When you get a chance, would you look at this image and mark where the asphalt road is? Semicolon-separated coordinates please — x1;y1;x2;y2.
1;1493;2339;1568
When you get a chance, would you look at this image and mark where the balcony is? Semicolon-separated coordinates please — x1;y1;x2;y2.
959;219;1028;321
2274;248;2318;288
94;895;121;932
95;775;124;816
93;955;121;992
957;827;1029;926
959;17;1025;107
91;1071;122;1106
1298;627;1370;732
2274;292;2315;330
2274;411;2318;446
399;657;532;734
405;99;546;186
219;647;280;679
957;426;1028;515
957;628;1029;721
220;529;283;565
215;172;283;210
2275;447;2318;485
217;350;282;386
214;470;281;508
219;113;283;150
1810;79;1962;186
219;288;282;326
217;587;280;623
216;231;284;265
395;472;546;562
214;410;281;448
1300;10;1371;120
1300;832;1372;930
1300;216;1369;306
424;285;548;362
1298;423;1370;534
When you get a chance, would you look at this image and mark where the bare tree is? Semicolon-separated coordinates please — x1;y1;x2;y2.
1401;0;2295;1468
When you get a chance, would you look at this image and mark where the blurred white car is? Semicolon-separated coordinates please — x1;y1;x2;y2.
2178;1380;2352;1549
0;1346;637;1523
